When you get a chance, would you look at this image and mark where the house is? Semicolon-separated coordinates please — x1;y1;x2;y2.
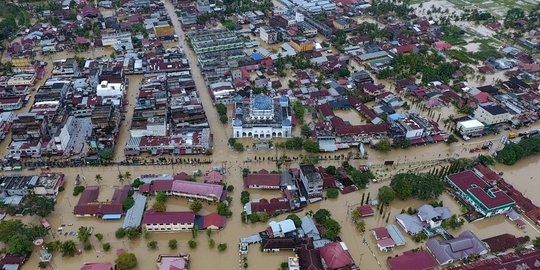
245;170;281;189
372;227;396;252
357;204;374;217
268;219;297;237
387;250;437;270
246;198;291;215
482;233;527;253
299;164;323;199
301;216;321;240
446;171;515;217
73;185;130;219
386;224;406;246
261;238;297;252
142;211;195;232
318;241;354;269
157;254;190;270
80;262;113;270
121;194;147;228
260;26;278;45
426;230;488;265
417;204;451;228
446;248;540;270
395;214;424;235
194;212;227;230
473;104;511;125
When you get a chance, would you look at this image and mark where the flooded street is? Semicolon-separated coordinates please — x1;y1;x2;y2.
1;1;540;269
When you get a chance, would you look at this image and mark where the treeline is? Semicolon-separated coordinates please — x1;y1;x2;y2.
0;4;31;43
496;137;540;165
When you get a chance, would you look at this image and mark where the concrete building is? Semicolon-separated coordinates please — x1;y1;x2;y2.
299;164;323;199
446;171;515;217
456;119;485;136
427;230;488;265
474;104;511;125
232;95;292;139
142;211;195;232
260;26;278;44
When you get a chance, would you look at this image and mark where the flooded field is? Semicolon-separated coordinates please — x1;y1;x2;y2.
335;110;368;125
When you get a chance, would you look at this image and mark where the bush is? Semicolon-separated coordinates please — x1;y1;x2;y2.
168;239;177;249
147;240;158;249
122;197;135;211
115;228;126;238
95;233;103;241
217;243;227;252
326;188;339;199
240;191;250;205
188;240;197;249
102;243;111;251
73;186;85;196
226;185;234;192
209;239;216;248
38;262;47;268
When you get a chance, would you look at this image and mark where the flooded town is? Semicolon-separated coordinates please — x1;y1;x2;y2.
0;0;540;269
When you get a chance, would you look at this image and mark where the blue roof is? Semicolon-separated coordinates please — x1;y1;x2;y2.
253;95;272;110
234;95;244;103
235;108;243;114
388;113;402;121
279;96;288;102
252;53;262;60
102;214;122;220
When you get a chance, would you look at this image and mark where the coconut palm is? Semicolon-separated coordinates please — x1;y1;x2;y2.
117;173;125;184
95;174;103;185
123;171;132;182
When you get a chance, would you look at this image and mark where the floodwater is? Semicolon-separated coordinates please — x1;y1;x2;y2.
3;1;540;269
335;110;368;125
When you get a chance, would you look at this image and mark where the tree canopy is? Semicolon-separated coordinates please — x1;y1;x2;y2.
25;196;56;217
390;173;443;200
286;214;302;228
496;137;540;165
0;220;47;255
116;253;138;270
377;186;396;205
313;209;331;224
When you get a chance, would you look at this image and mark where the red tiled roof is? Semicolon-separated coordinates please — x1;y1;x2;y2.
203;212;227;228
357;205;374;217
318;242;353;269
142;211;195;225
372;227;390;240
80;262;113;270
387;250;437;270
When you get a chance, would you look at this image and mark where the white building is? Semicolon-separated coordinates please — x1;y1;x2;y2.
474;105;511;125
457;119;485;136
129;116;167;137
260;26;278;44
232;95;292;139
96;80;124;105
142;211;195;232
6;73;37;86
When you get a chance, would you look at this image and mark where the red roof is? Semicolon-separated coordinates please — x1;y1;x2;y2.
447;171;515;209
203;212;227;228
387;250;437;270
80;263;113;270
335;123;390;136
244;173;280;188
434;41;452;50
318;242;353;269
357;205;374;217
142;211;195;225
372;227;390;240
251;198;290;214
447;249;540;270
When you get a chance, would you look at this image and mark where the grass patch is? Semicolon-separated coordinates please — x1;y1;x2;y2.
446;49;478;64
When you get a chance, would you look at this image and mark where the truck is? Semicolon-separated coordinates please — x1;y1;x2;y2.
509;132;517;139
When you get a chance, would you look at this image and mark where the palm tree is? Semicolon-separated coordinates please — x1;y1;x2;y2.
355;220;366;233
123;171;132;182
117;173;125;184
95;174;103;185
